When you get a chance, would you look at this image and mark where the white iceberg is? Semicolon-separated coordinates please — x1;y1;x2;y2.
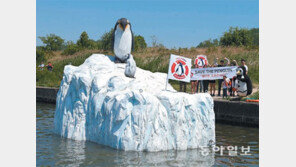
54;54;215;152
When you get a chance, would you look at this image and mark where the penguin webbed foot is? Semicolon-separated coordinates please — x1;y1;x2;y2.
114;57;124;63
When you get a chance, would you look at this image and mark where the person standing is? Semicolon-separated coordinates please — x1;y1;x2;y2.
179;81;187;92
191;63;198;94
209;64;216;96
203;64;209;93
229;60;238;96
194;56;203;93
217;57;230;96
38;62;45;71
222;76;230;98
240;59;248;74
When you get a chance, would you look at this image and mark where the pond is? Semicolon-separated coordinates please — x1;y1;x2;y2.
36;102;259;166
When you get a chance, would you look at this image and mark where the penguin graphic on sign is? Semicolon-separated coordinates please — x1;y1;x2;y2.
175;62;184;76
195;55;208;68
170;58;190;80
198;58;205;67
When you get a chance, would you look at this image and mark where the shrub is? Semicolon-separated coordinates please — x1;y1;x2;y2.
38;34;65;51
134;35;147;51
99;28;114;51
62;42;80;55
220;27;252;47
197;39;219;48
36;47;47;64
77;31;91;48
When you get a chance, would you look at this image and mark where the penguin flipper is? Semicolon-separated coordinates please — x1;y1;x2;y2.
130;24;134;52
246;75;253;95
111;23;119;51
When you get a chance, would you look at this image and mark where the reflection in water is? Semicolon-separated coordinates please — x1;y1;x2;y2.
36;102;258;166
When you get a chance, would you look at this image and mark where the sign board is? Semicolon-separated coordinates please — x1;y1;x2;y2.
167;54;192;83
191;66;237;80
194;55;208;68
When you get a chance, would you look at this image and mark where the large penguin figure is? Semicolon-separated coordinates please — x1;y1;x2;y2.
112;18;136;78
112;18;134;62
235;66;252;97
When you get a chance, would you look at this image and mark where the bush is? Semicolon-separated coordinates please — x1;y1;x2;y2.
36;53;93;87
220;27;252;47
197;39;219;48
36;47;47;64
197;27;259;48
77;31;93;49
134;35;147;51
99;28;114;51
62;42;80;55
38;34;65;51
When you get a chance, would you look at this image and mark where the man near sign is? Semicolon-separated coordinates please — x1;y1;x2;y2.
217;57;230;96
195;55;208;93
190;62;198;94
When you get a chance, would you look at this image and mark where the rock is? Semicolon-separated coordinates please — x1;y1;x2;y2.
124;54;136;78
54;54;215;152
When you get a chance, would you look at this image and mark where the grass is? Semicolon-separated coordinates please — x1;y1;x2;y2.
36;46;259;90
36;52;93;87
241;91;259;101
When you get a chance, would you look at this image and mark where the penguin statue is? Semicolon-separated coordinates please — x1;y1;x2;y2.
112;18;136;78
235;66;252;97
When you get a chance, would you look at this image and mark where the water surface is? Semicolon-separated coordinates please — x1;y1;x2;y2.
36;102;258;166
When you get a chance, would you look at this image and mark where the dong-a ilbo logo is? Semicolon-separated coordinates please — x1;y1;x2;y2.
171;58;190;79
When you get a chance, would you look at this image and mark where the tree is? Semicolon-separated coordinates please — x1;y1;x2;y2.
88;39;98;49
197;38;219;48
36;47;47;64
99;28;114;51
39;34;65;51
248;28;259;46
77;31;90;48
220;27;252;47
134;35;147;51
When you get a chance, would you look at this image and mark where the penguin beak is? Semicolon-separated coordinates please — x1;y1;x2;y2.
120;22;128;31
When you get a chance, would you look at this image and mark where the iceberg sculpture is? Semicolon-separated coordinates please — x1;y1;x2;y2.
54;54;215;152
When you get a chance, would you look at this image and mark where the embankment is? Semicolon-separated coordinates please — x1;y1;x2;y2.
36;87;259;127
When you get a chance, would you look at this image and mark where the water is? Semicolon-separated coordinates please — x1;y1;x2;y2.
37;102;259;166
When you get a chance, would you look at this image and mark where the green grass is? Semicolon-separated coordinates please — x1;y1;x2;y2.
36;53;92;87
36;47;259;89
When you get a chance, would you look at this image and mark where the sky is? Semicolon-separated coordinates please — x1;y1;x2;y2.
37;0;259;48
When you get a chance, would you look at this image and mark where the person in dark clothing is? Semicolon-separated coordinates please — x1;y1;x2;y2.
46;62;53;71
202;64;209;93
179;81;187;92
197;79;203;93
217;58;230;96
191;63;198;94
203;80;209;93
